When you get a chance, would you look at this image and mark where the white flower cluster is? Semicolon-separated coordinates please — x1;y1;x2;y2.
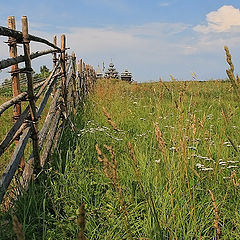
77;121;124;141
196;163;213;171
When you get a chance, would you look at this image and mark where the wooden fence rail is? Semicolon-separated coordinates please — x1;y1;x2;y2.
0;16;96;205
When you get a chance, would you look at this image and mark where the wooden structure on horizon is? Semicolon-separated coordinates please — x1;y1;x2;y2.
104;62;119;79
121;69;133;83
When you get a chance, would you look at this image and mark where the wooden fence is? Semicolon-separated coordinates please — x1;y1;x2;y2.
0;16;96;204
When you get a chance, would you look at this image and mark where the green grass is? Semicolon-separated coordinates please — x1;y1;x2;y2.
1;79;240;239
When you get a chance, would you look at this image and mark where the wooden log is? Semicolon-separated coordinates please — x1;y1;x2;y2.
67;79;73;112
0;126;31;203
22;16;40;172
50;121;63;153
0;25;61;51
37;74;59;118
6;123;28;150
66;66;73;87
38;89;61;146
0;107;29;157
0;49;58;70
8;16;21;122
40;109;61;167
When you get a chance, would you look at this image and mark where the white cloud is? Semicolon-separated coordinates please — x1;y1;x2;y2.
194;5;240;33
66;22;189;61
158;2;171;7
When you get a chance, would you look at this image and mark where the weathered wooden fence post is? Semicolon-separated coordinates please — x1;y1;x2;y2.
52;36;57;95
21;16;41;172
79;59;83;99
83;61;87;95
53;36;57;68
60;35;67;108
72;52;77;113
8;16;25;169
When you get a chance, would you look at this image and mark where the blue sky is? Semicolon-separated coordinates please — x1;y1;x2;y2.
1;0;240;82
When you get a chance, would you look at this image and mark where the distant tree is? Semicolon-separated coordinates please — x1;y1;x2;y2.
40;65;50;78
33;65;50;81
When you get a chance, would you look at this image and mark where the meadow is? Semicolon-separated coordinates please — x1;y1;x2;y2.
1;77;239;239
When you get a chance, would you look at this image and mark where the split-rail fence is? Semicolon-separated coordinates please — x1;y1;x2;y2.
0;16;96;205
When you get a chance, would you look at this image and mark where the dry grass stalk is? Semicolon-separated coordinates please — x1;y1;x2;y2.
12;215;25;240
198;117;205;129
154;123;166;157
191;114;197;136
221;104;230;123
102;107;119;131
224;46;234;73
96;144;117;185
230;171;240;187
208;190;221;237
224;46;240;99
77;203;86;240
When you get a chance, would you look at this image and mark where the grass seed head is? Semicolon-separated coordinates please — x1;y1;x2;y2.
102;107;119;131
154;123;166;155
12;215;25;240
208;190;221;236
77;203;87;240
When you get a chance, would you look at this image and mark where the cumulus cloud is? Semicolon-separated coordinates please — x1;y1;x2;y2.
194;5;240;33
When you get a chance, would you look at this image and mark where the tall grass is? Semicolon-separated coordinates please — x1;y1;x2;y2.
0;78;240;239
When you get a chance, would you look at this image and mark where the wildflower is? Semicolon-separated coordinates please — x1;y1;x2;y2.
155;159;161;164
227;160;239;164
188;146;197;150
227;166;238;169
219;161;227;166
201;167;214;171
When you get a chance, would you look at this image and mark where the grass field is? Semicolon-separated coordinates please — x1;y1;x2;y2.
0;78;240;239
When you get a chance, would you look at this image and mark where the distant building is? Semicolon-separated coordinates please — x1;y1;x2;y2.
104;62;119;79
96;65;103;79
121;69;133;83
